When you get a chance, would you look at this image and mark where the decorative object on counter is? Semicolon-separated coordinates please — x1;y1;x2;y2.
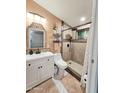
29;49;33;55
35;48;41;54
26;48;50;53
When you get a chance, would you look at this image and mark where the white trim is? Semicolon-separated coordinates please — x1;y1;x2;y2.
28;27;45;48
86;0;98;93
81;0;97;93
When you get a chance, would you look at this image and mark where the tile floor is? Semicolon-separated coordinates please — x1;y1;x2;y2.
27;71;85;93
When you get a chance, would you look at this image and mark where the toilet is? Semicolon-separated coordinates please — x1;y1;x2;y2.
54;53;67;79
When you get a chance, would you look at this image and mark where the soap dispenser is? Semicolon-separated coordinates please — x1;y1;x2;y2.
29;50;33;55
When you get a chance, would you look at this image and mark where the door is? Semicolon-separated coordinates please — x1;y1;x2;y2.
26;64;38;90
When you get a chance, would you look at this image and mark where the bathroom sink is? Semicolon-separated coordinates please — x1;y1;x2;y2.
26;52;54;61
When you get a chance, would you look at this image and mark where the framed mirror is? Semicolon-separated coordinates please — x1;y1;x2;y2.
27;28;45;49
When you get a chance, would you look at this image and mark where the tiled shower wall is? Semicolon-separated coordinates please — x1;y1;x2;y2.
71;42;86;65
62;41;87;65
62;42;71;61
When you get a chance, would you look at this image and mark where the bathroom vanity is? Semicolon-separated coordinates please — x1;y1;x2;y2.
26;52;54;90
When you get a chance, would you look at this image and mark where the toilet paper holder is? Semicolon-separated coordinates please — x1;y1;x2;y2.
81;73;88;88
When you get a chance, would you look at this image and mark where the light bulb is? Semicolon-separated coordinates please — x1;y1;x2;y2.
80;17;86;21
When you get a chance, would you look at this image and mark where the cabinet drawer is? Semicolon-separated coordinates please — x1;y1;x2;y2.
38;56;54;64
38;62;54;70
26;58;47;69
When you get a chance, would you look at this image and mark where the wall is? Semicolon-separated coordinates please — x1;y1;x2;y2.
62;41;86;65
71;42;87;65
62;28;72;61
62;41;71;61
26;0;62;52
63;29;72;39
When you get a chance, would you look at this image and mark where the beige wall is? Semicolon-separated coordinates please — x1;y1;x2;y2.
62;41;71;61
26;0;62;51
71;42;86;65
62;41;86;65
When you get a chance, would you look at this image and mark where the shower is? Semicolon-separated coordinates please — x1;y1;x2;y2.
61;24;90;80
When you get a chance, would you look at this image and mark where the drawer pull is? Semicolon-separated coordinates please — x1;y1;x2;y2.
28;64;31;66
40;66;42;68
48;59;49;61
38;67;40;69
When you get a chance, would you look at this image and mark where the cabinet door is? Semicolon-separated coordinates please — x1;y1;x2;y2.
37;60;54;83
26;64;38;90
41;60;54;81
37;62;44;83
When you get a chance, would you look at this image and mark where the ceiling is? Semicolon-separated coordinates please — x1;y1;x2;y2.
34;0;92;27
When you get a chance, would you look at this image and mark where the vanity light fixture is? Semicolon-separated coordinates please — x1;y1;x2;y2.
34;14;41;23
27;12;47;24
27;12;34;20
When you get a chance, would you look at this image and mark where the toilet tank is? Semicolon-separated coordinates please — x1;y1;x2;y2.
54;53;62;62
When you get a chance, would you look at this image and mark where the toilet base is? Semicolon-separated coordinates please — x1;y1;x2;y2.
54;68;65;80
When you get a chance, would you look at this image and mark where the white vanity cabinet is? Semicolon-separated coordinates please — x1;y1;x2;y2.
26;63;38;90
26;56;54;91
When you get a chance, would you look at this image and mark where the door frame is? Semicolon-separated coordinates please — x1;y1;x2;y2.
83;0;98;93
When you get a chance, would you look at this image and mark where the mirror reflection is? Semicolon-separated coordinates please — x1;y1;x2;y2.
29;29;45;48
